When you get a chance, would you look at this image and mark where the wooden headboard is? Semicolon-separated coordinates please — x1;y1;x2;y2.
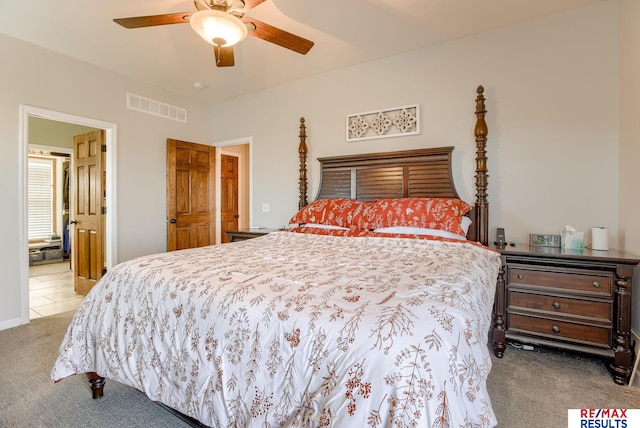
297;85;489;245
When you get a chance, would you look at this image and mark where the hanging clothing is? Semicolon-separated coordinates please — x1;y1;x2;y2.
63;218;70;254
63;161;70;210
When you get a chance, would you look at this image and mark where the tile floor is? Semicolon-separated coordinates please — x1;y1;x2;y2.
29;261;85;319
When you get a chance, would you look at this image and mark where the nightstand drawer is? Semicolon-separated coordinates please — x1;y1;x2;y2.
508;313;611;347
509;268;613;296
508;291;612;323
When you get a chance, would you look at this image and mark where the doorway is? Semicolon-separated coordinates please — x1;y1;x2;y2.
215;139;251;244
220;153;239;243
27;145;77;318
19;105;117;323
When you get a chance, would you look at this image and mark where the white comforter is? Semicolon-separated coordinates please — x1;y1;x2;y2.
52;231;501;427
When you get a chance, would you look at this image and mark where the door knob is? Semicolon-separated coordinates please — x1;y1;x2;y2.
69;220;77;225
234;214;239;219
170;219;177;224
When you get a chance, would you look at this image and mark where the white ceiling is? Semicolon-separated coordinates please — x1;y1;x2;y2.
0;0;604;103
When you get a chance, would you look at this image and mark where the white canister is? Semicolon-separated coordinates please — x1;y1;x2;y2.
591;227;609;251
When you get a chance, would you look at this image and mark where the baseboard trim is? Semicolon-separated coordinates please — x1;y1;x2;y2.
0;316;29;331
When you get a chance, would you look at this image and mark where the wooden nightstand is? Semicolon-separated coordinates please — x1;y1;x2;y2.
225;228;276;242
491;243;639;385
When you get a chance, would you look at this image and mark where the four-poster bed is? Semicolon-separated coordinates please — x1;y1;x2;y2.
52;85;502;427
296;85;489;245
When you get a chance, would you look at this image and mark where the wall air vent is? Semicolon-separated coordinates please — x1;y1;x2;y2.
127;92;187;123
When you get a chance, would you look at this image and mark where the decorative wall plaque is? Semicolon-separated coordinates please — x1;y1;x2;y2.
346;105;419;142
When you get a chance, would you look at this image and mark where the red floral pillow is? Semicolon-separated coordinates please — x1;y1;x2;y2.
360;198;472;236
289;198;367;229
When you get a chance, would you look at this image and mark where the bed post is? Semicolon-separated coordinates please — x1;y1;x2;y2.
87;372;105;399
474;85;489;246
298;117;308;210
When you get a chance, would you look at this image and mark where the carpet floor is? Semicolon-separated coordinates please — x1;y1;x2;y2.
0;310;191;428
1;310;639;427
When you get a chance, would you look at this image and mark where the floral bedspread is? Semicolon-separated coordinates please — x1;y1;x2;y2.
51;230;501;427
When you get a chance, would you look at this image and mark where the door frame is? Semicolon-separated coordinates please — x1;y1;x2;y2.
19;105;117;322
219;151;241;244
213;136;252;244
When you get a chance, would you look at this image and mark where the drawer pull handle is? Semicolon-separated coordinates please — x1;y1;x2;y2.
552;301;561;309
552;325;560;334
592;281;600;288
517;274;524;280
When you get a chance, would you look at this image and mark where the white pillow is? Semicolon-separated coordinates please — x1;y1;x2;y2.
461;216;472;235
297;223;351;231
373;226;466;240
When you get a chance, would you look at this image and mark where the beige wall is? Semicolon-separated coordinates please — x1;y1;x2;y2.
0;33;214;328
619;0;640;335
210;2;620;247
29;117;96;149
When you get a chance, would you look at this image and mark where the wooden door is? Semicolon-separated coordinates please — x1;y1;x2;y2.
220;154;239;243
167;139;216;251
72;130;105;295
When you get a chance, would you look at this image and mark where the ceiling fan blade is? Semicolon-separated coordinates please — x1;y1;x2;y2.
113;12;193;29
244;17;314;55
214;45;235;67
243;0;267;11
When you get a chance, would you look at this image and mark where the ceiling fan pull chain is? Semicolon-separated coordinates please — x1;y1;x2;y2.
214;45;221;65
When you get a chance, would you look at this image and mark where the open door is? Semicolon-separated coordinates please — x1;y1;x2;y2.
220;154;239;243
167;139;216;251
72;130;105;295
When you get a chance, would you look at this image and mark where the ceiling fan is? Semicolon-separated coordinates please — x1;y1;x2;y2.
113;0;314;67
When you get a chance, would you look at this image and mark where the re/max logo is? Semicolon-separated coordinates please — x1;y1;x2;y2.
581;409;628;419
569;408;639;428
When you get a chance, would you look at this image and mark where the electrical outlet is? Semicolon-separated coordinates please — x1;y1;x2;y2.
262;203;270;213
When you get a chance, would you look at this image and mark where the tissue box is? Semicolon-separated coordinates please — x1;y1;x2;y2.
561;230;584;250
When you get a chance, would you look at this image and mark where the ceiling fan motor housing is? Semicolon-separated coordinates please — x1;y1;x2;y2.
189;9;248;47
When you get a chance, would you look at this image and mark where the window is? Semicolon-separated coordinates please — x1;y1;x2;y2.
28;156;56;241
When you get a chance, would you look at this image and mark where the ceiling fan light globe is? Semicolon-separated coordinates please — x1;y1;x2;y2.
189;9;248;47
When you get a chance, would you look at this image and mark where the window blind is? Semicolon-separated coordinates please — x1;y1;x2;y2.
28;157;54;240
